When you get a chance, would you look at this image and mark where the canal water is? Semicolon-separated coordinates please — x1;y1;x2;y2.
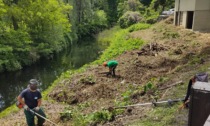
0;37;108;112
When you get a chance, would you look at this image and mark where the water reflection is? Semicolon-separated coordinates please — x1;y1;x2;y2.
0;95;4;109
0;37;108;111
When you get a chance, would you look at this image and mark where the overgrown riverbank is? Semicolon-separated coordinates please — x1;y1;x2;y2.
1;17;210;126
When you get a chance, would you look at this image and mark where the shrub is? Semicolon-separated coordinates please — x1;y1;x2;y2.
144;9;159;24
5;60;22;71
89;110;113;124
128;23;151;32
79;75;96;85
60;110;73;121
163;31;180;39
118;11;143;28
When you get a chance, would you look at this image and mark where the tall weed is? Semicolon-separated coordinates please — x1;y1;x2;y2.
128;23;151;32
94;26;145;64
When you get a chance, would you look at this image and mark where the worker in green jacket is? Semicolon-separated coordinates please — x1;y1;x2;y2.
103;60;118;77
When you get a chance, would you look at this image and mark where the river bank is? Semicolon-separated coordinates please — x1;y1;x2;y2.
0;36;107;115
1;18;210;126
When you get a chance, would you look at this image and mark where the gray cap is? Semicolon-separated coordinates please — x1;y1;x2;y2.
29;79;39;85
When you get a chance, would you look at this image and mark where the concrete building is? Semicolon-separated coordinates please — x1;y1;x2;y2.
174;0;210;32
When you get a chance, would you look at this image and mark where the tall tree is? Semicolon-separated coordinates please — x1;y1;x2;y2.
150;0;174;12
65;0;108;37
140;0;152;6
107;0;118;25
0;0;72;72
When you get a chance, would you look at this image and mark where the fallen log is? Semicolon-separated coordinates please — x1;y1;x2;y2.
159;80;183;90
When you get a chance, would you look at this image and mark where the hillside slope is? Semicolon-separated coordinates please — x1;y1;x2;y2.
1;17;210;126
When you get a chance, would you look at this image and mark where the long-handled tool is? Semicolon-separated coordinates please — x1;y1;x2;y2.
98;71;110;74
16;101;58;125
29;109;58;126
108;98;184;111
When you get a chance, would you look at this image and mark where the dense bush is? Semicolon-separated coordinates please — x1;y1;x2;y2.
118;11;143;28
94;25;146;63
77;10;108;37
144;9;159;24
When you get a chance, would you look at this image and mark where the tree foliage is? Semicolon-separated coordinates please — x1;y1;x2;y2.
117;0;174;28
65;0;108;38
0;0;175;72
117;0;144;17
149;0;175;12
65;0;175;35
0;0;72;72
140;0;152;6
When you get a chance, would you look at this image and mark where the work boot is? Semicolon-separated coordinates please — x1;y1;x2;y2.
106;72;111;77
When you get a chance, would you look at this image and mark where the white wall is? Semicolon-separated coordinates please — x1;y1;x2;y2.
175;0;210;11
175;0;179;11
175;0;196;11
182;12;188;28
193;10;210;31
174;0;210;32
195;0;210;10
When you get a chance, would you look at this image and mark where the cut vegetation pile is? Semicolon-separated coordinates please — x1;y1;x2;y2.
1;17;210;126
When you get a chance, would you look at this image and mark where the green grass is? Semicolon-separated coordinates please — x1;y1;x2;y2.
129;82;188;126
96;26;121;43
130;105;181;126
127;61;210;126
128;23;151;32
0;105;19;118
94;25;146;64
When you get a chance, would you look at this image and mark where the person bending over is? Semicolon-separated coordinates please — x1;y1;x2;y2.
103;60;118;77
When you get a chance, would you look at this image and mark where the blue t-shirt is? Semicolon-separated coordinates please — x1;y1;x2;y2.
20;88;42;109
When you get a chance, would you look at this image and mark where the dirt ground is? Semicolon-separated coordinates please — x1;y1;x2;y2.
1;17;210;126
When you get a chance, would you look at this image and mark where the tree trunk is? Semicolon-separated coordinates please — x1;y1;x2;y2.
12;16;18;30
76;0;82;23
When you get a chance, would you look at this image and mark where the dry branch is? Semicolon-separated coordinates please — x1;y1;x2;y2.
159;80;183;90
